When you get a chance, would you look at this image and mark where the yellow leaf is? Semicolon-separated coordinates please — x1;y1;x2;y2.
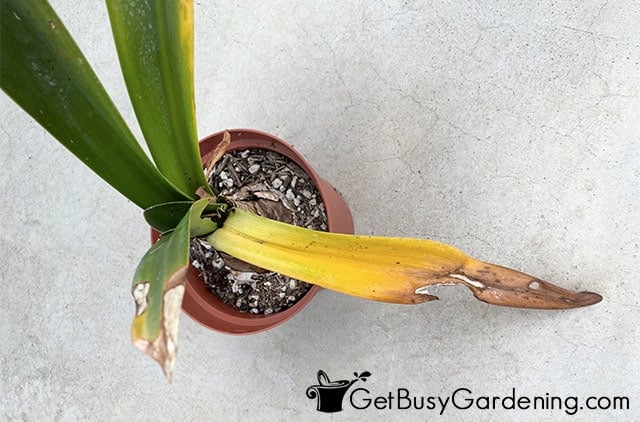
207;209;602;309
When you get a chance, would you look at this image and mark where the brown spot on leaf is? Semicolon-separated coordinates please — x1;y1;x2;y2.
132;282;150;317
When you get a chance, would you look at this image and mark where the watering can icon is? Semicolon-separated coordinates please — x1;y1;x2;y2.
305;370;370;413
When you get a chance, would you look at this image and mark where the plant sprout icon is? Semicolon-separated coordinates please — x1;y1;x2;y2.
306;370;371;413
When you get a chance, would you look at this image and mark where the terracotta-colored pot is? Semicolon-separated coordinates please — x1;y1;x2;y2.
151;129;354;334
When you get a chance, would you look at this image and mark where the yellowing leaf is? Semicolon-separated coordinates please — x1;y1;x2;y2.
207;209;602;309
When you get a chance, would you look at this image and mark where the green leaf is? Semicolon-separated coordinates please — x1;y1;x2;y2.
0;0;188;209
131;198;212;381
106;0;210;198
144;201;195;233
144;200;226;233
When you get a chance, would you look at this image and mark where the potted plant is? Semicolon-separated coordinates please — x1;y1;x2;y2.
1;0;602;381
169;128;357;335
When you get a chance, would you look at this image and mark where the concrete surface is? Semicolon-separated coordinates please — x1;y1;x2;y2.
1;1;638;421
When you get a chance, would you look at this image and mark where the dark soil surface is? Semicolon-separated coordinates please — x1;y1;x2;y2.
190;148;328;315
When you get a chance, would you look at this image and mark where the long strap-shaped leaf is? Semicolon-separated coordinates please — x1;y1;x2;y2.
106;0;210;198
208;209;602;309
131;199;216;381
0;0;187;209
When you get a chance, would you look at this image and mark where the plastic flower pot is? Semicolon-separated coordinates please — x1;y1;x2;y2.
151;129;354;334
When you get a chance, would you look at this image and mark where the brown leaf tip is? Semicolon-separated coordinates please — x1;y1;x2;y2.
132;284;186;383
456;260;604;310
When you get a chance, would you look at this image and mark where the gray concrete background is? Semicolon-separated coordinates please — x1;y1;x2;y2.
1;1;638;421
